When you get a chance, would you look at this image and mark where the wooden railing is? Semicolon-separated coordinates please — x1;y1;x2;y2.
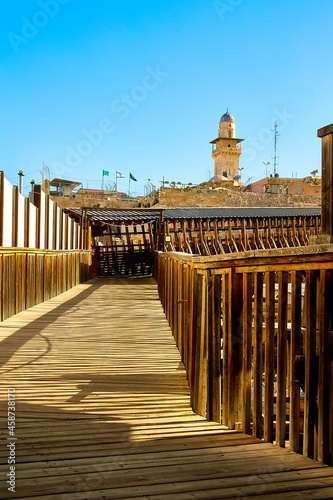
0;248;91;322
163;215;320;255
155;245;333;465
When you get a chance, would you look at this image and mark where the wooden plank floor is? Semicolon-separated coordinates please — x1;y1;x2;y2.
0;277;332;499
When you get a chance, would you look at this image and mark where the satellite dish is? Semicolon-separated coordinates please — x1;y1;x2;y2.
233;175;241;181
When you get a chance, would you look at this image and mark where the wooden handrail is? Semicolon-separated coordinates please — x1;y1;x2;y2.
155;246;333;466
0;249;91;322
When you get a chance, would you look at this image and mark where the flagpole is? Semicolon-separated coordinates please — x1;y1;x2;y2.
102;171;104;191
129;175;131;198
115;171;117;193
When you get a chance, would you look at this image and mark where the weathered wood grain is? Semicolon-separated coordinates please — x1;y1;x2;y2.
1;278;332;499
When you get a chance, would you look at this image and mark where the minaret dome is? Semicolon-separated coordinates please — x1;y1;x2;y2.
210;109;244;179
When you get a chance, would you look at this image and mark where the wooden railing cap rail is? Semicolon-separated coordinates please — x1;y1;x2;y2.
317;123;333;137
0;247;90;254
157;243;333;268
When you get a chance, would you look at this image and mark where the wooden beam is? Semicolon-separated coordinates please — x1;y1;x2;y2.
242;272;252;434
276;270;288;447
12;185;19;248
264;271;275;443
0;171;4;246
24;198;30;248
318;123;333;242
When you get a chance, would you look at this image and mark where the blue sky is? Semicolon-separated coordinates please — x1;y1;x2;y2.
1;0;333;197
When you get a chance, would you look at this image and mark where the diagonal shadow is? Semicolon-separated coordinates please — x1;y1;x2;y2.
60;366;188;404
0;280;104;370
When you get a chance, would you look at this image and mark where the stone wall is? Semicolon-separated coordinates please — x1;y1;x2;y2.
155;187;321;208
50;193;141;209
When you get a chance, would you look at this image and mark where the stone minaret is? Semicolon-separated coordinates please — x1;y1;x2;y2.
210;110;243;179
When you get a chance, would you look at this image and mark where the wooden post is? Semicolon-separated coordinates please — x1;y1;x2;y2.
318;269;332;464
303;270;317;459
53;202;57;250
0;171;4;246
221;273;229;426
64;214;69;250
318;123;333;242
45;194;50;249
194;271;209;418
24;198;30;248
12;186;19;248
276;271;288;447
34;185;41;249
253;272;263;439
228;269;243;429
264;271;275;443
290;271;302;453
207;273;222;423
242;272;252;434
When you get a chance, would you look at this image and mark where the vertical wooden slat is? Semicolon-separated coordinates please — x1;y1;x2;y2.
290;270;302;452
12;186;19;248
52;202;57;250
253;272;263;438
64;214;69;250
0;171;4;246
207;273;222;423
8;254;16;318
176;261;182;355
318;269;332;464
193;272;208;417
2;254;9;320
228;269;243;429
304;270;317;459
264;271;275;443
242;272;252;434
189;267;199;411
45;194;49;249
24;198;30;248
222;272;229;426
276;270;288;447
0;254;3;321
317;125;333;242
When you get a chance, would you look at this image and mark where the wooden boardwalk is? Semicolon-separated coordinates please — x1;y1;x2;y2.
0;278;332;499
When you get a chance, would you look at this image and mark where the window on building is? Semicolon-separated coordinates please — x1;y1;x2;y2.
223;171;228;177
314;189;319;194
296;188;301;194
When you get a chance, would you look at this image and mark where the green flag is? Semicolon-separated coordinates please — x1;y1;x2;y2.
103;170;109;176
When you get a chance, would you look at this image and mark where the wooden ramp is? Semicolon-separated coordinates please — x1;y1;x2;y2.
0;278;332;499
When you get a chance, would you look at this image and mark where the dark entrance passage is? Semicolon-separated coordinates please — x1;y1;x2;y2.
92;244;154;277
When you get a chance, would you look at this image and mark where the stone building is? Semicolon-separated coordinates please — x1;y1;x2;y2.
244;175;321;197
210;110;243;180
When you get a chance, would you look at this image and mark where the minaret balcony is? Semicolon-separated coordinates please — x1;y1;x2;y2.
212;146;242;155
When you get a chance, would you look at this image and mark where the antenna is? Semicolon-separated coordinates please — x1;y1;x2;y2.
272;122;279;175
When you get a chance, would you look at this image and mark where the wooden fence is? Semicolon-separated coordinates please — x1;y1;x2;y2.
0;172;86;250
163;215;320;255
0;248;90;322
92;244;154;277
155;245;333;466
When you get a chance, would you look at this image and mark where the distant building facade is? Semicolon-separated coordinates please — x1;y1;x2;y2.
210;110;243;180
244;175;321;197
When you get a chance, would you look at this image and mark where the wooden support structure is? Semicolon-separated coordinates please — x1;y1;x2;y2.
155;244;333;466
318;123;333;242
1;278;332;498
0;248;90;322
